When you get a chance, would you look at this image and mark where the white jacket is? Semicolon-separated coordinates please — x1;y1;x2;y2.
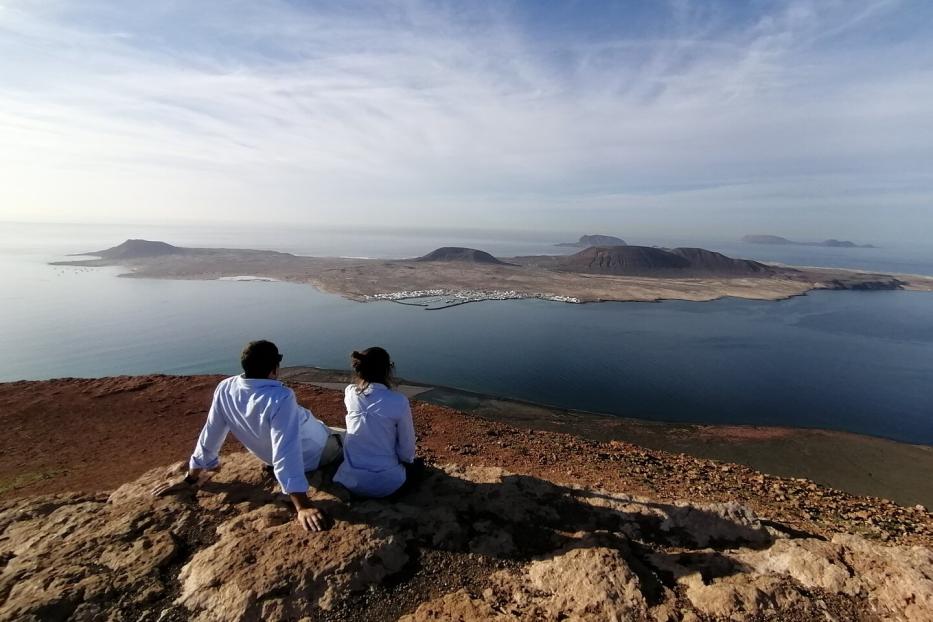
189;375;331;493
334;383;416;497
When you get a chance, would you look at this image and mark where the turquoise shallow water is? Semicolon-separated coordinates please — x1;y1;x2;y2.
2;223;932;444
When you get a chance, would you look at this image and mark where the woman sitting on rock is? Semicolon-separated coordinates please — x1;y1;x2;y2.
333;347;420;498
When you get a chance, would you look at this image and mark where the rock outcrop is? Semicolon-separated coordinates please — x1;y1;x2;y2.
2;452;931;621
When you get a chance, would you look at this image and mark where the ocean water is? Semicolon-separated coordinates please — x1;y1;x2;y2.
1;222;932;444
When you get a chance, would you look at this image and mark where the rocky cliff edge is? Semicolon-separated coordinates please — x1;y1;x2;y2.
2;452;932;622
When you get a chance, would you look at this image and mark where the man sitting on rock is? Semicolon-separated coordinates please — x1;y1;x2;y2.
152;340;343;532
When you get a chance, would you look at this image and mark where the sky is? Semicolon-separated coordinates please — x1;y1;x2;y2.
1;0;931;243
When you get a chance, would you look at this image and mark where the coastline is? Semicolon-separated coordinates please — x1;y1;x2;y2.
279;366;933;509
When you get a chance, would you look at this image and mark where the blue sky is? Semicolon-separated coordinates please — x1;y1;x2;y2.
1;0;931;242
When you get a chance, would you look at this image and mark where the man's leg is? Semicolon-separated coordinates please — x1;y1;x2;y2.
318;427;346;468
310;427;350;500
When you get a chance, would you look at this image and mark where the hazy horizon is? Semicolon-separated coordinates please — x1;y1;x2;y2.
0;218;914;249
2;1;932;243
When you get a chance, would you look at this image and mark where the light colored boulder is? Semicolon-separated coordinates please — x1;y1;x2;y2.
176;505;408;619
527;543;648;621
682;571;802;619
734;538;860;594
834;534;933;622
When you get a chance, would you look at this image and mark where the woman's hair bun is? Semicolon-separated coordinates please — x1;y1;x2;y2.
350;347;394;387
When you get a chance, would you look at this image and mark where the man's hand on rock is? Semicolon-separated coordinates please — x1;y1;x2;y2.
296;507;327;532
150;476;189;497
151;467;204;497
288;491;329;531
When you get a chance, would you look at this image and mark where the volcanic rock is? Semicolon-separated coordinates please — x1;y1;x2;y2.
2;453;932;621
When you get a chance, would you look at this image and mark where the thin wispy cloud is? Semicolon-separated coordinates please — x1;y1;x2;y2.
0;0;930;240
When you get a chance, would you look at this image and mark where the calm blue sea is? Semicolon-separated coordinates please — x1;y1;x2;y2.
2;222;932;444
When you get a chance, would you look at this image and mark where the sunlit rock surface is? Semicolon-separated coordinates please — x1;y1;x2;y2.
1;453;931;621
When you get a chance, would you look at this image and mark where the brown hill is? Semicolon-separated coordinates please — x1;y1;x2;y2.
558;245;688;273
556;245;775;277
668;247;774;275
414;247;507;264
85;239;183;259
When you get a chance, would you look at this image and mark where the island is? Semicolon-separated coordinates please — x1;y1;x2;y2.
51;239;933;309
742;234;876;248
556;233;627;247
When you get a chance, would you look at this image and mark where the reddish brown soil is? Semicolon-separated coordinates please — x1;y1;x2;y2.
1;375;930;547
0;375;227;497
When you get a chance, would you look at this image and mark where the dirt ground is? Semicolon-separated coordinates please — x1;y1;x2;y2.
0;374;930;548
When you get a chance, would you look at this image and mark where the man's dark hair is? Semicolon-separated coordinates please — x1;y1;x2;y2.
241;340;283;379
